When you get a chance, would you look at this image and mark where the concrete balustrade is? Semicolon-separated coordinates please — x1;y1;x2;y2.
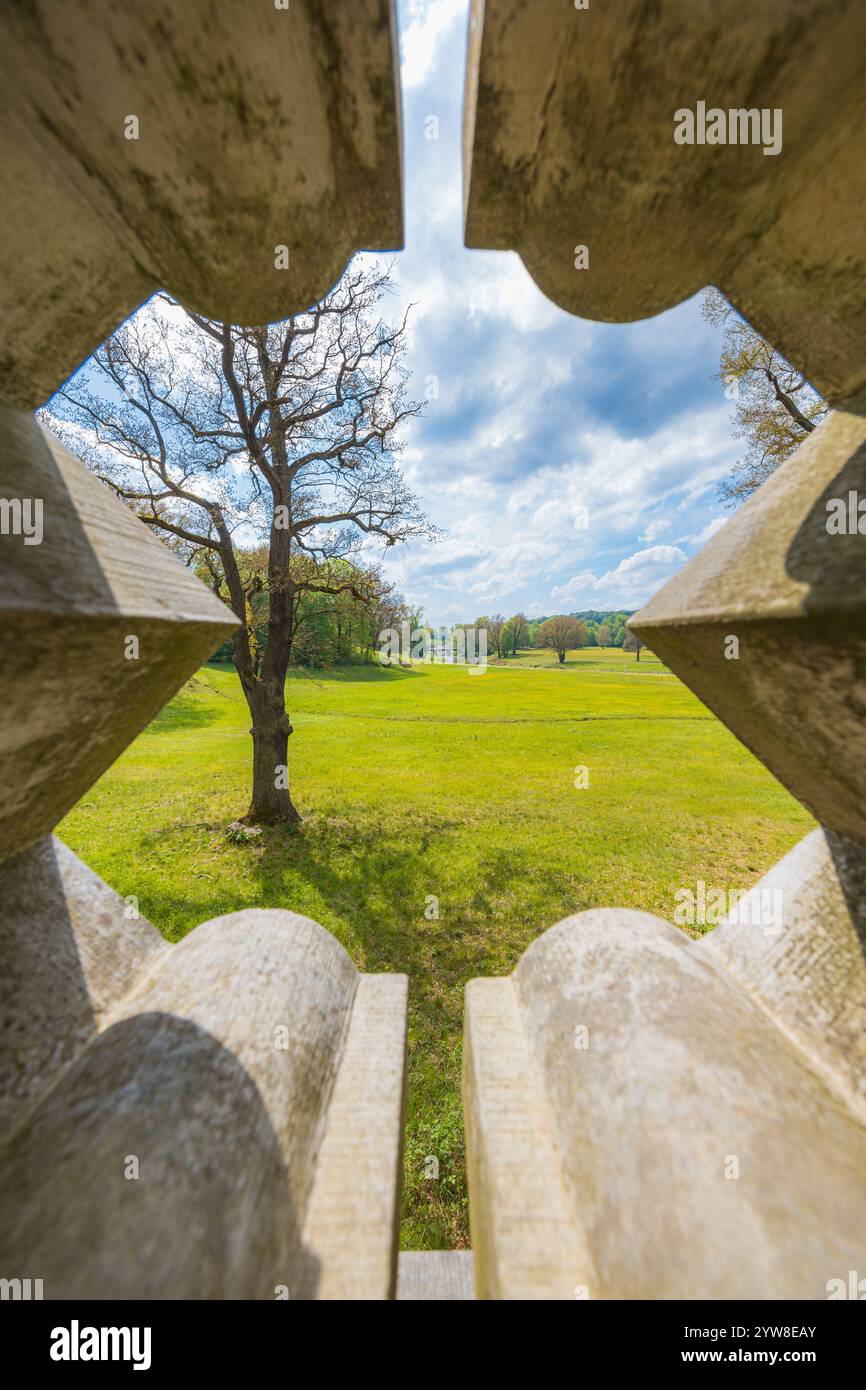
463;0;866;407
0;406;237;864
696;828;866;1121
1;0;865;1301
0;0;410;1301
630;409;866;846
464;850;866;1299
0;0;404;409
0;838;170;1136
0;840;407;1299
461;0;866;1301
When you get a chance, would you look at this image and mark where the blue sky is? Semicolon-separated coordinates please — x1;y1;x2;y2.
375;0;738;625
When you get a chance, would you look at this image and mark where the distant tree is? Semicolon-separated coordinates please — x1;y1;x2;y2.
406;603;425;633
509;612;529;654
596;623;611;649
489;617;508;658
609;614;628;647
701;287;827;507
623;631;645;662
537;615;587;665
362;571;407;658
480;613;505;658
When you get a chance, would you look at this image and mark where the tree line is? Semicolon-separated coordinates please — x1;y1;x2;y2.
203;551;412;670
458;609;638;661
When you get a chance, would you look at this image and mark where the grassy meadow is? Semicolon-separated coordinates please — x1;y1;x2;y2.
59;648;814;1248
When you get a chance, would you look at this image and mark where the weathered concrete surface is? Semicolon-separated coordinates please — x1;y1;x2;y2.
397;1251;475;1300
463;975;596;1301
630;409;866;847
0;837;168;1136
697;828;866;1122
465;863;866;1299
0;406;237;864
464;0;866;406
0;3;408;1291
0;862;408;1300
0;0;403;408
299;972;408;1299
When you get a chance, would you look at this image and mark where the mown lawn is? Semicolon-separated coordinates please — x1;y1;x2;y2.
59;652;814;1248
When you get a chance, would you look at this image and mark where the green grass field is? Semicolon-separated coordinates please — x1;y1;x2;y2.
59;649;814;1248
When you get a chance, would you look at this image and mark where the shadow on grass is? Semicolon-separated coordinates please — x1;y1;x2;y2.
250;817;452;975
133;813;579;981
142;689;225;734
287;663;426;687
245;822;584;983
114;815;606;1252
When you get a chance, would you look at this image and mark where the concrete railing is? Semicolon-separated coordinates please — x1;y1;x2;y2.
461;0;866;1300
1;0;864;1299
0;0;409;1302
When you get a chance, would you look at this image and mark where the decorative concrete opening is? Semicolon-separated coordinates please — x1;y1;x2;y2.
1;0;864;1300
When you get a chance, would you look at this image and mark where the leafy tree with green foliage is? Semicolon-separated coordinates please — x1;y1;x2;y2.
623;630;645;661
702;287;827;506
487;614;506;658
537;615;588;664
508;612;529;654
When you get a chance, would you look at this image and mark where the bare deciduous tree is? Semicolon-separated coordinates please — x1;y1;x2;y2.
45;261;430;824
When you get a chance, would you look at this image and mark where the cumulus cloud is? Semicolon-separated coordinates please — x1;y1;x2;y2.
400;0;466;90
684;516;727;547
551;546;688;609
360;2;741;625
640;517;672;543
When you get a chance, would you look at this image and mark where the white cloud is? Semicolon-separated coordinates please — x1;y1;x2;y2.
640;517;672;542
685;515;727;547
379;384;738;623
400;0;466;90
551;545;688;609
465;254;567;335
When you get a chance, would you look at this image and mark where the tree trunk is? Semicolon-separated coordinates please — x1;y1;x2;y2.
244;677;300;824
558;649;565;664
766;367;815;434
